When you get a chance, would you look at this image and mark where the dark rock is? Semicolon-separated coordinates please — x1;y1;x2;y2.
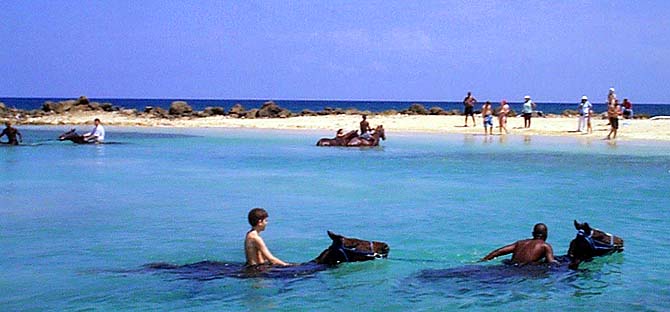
405;103;429;115
229;104;246;116
77;96;90;105
0;102;5;112
244;109;259;119
100;103;114;112
301;109;318;116
169;101;193;116
429;106;447;115
203;106;226;116
257;101;282;118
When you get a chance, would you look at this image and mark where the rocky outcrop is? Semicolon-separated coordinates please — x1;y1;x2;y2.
168;101;193;116
144;106;169;118
257;101;292;118
402;103;429;115
228;104;246;118
202;106;226;116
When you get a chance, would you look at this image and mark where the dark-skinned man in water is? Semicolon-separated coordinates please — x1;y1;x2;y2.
480;223;558;265
1;121;23;145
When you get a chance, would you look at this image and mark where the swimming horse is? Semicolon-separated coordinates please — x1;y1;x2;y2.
58;128;96;144
316;125;386;147
417;220;624;281
145;231;390;280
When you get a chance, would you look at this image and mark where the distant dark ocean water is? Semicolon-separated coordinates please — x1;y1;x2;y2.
2;97;669;116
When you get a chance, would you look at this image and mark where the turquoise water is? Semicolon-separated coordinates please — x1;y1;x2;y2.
2;126;669;311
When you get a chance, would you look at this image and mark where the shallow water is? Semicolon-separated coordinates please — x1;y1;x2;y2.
2;126;669;311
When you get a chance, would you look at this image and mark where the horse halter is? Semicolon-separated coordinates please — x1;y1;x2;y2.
577;229;615;252
334;241;382;263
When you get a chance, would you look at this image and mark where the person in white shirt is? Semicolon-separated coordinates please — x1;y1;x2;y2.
577;96;592;132
83;118;105;143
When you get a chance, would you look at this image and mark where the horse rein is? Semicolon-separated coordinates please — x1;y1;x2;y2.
577;229;615;251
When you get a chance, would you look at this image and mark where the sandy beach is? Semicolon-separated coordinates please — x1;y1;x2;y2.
18;111;670;142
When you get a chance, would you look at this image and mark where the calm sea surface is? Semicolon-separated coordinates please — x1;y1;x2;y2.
1;127;669;311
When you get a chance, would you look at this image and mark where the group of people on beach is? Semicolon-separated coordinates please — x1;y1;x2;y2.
464;88;632;140
245;207;557;267
464;92;536;135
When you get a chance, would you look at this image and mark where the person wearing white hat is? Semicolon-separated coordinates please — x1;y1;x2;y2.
607;88;617;106
522;95;536;128
577;96;592;132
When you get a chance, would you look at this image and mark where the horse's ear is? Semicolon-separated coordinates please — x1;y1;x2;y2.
583;222;591;233
574;220;581;230
327;231;342;241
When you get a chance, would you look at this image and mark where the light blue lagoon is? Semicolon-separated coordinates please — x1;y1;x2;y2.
2;126;669;311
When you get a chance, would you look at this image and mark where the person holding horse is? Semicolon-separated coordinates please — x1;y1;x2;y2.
480;223;558;265
245;208;290;267
1;121;23;145
82;118;105;143
359;115;373;140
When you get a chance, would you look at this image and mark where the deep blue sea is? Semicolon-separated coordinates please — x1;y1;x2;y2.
2;97;670;116
2;127;670;311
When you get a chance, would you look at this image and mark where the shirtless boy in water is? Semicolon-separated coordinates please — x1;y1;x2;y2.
480;223;558;265
244;208;289;266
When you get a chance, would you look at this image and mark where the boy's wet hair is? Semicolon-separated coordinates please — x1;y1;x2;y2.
248;208;268;226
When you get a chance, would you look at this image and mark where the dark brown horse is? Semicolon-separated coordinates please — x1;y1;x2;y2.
58;129;95;144
316;130;359;146
346;125;386;147
566;220;624;269
145;231;389;279
417;220;624;282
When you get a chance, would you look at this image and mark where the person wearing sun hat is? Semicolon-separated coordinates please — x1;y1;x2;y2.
577;95;592;132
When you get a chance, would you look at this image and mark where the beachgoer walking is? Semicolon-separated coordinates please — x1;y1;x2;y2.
522;95;536;128
1;121;23;145
245;208;290;266
480;223;558;265
82;118;105;143
463;91;477;127
577;96;592;132
482;101;493;135
606;99;621;140
498;100;510;134
622;98;633;119
360;115;372;140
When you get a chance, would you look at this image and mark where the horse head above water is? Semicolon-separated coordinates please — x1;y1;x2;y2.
567;220;624;269
58;129;91;144
314;231;390;265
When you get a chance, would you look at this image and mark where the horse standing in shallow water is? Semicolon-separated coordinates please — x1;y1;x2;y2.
315;130;359;147
145;231;390;279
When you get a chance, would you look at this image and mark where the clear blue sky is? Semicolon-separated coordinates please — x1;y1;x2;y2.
1;1;668;103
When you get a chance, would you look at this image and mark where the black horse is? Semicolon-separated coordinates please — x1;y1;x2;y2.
145;231;390;280
58;128;97;144
418;220;624;281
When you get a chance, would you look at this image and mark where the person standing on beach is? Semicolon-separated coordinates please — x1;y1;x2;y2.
522;95;536;128
498;100;510;134
1;121;23;145
607;88;617;106
463;91;477;127
360;115;372;140
577;96;592;132
82;118;105;143
606;99;621;140
480;223;558;265
245;208;290;267
482;101;493;135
